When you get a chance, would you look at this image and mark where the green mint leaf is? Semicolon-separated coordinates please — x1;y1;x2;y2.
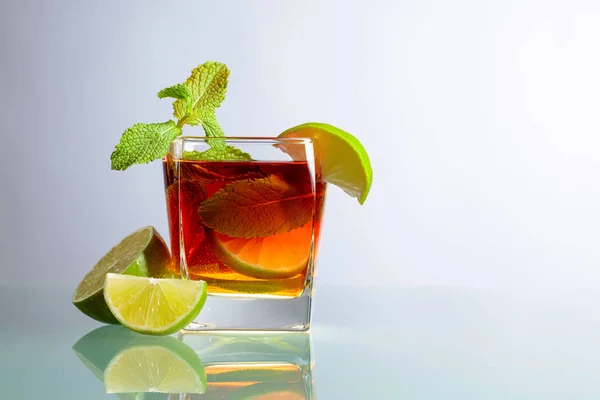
198;176;317;238
183;146;252;161
157;84;192;101
111;121;182;170
200;111;224;137
200;112;227;150
173;61;230;128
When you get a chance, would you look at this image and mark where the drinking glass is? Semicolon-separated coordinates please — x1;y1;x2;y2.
163;137;325;331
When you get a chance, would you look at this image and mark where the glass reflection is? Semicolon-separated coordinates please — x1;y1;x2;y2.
73;326;314;399
177;331;314;399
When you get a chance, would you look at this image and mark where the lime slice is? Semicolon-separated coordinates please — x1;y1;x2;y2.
72;226;171;324
209;222;311;279
104;274;207;335
279;122;373;204
104;335;206;395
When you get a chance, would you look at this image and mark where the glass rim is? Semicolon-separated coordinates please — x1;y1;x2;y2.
172;136;314;145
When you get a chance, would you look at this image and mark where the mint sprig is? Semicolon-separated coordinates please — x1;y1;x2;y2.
110;61;250;171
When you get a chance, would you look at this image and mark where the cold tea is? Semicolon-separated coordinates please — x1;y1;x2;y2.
163;158;325;298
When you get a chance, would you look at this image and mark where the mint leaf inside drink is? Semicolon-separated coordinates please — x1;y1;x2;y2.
198;175;317;238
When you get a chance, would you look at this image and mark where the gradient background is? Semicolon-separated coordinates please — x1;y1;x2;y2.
2;0;600;297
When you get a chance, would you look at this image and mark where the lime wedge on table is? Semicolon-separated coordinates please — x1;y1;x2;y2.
72;226;171;324
279;122;373;204
104;335;206;395
104;274;207;336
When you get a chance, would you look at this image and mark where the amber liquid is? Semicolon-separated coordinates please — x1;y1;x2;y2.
180;363;308;400
163;158;325;298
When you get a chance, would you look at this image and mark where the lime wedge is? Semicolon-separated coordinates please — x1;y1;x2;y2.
103;274;207;335
209;223;311;280
104;335;206;395
279;122;373;204
72;226;171;324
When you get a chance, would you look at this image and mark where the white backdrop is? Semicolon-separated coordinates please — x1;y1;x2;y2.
2;0;600;295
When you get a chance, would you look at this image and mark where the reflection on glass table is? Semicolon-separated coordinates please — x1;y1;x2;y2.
72;326;314;399
178;331;313;399
72;326;206;398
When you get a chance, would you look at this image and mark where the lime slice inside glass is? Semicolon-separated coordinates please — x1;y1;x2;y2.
209;222;312;280
72;226;171;324
103;335;207;395
279;122;373;204
103;274;207;336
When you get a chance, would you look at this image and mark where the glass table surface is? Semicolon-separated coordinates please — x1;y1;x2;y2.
2;281;600;399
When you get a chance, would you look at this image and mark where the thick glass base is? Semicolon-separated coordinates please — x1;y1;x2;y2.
184;290;313;332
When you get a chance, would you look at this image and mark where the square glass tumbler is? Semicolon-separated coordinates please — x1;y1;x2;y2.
163;137;326;331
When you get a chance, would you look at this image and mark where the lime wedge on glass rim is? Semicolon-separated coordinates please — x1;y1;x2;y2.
103;274;207;336
279;122;373;204
72;226;171;324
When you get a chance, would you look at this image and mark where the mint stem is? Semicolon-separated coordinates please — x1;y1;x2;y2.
176;117;189;129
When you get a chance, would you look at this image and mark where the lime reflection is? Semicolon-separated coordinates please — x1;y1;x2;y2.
177;331;314;399
72;326;207;398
